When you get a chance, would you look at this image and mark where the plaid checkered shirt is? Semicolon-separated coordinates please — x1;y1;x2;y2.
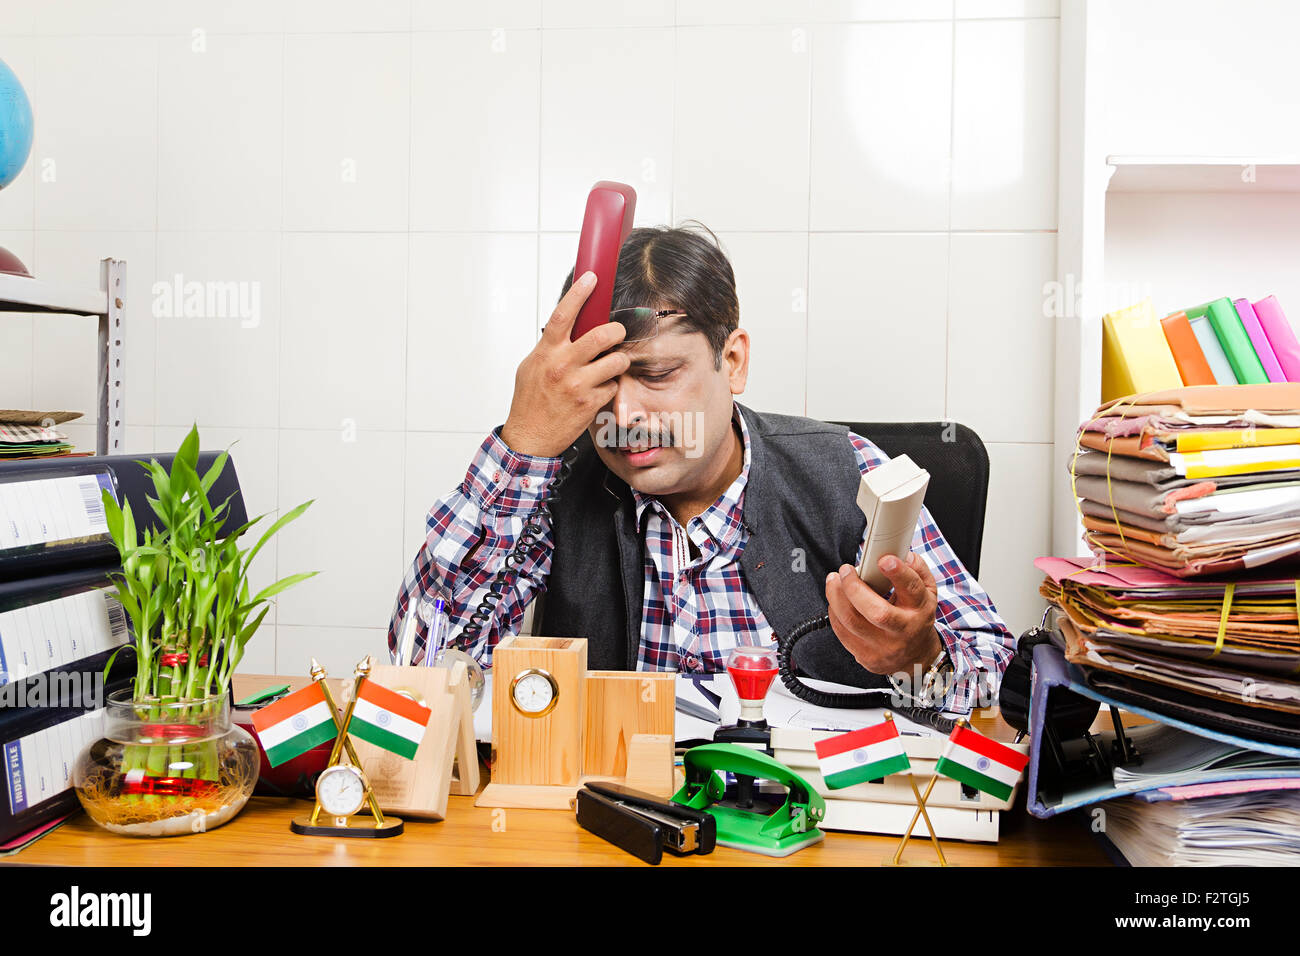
388;405;1014;713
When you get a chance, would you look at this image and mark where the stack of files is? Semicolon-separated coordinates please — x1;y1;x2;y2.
1021;640;1300;818
1100;784;1300;867
771;726;1024;842
1072;382;1300;576
1103;295;1300;403
1037;556;1300;745
0;411;82;459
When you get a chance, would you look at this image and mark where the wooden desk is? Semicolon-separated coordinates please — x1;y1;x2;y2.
1;678;1112;867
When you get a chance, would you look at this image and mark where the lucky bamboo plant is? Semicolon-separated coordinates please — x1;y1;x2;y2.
101;425;316;705
64;425;318;830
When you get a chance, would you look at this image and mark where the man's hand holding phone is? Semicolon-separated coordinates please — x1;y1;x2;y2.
824;552;944;676
500;271;630;459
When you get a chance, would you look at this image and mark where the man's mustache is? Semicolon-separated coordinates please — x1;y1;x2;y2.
599;422;679;449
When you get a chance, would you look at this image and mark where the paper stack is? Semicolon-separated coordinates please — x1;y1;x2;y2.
1072;383;1300;576
0;410;82;458
1037;556;1300;747
1100;786;1300;867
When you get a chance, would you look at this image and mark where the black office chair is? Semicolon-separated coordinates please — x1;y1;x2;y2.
833;421;990;578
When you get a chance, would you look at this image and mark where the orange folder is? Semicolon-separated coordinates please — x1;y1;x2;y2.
1160;311;1217;386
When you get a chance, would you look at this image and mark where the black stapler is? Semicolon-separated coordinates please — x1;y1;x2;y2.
575;781;716;865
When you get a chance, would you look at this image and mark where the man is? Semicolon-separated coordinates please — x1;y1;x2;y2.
389;225;1014;713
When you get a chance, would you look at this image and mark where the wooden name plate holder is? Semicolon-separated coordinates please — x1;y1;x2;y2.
476;636;676;810
345;661;479;822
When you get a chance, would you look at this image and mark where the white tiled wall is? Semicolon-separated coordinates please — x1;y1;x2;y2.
0;1;1059;675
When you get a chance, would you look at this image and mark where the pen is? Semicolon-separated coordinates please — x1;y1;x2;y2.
421;594;449;667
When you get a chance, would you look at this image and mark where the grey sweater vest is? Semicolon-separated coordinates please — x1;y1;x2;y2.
535;403;890;689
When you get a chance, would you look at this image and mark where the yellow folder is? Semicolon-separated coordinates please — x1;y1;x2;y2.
1101;298;1185;403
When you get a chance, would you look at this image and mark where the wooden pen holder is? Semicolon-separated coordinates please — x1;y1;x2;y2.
343;661;479;821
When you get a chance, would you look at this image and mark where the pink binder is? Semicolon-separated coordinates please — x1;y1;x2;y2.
1253;295;1300;382
1234;298;1286;382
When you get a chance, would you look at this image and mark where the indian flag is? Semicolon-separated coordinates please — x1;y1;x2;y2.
349;678;432;760
814;720;911;790
935;724;1028;801
250;683;337;767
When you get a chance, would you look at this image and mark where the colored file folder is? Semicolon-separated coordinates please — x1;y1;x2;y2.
1101;298;1184;402
1254;295;1300;382
1159;311;1216;386
1234;298;1287;382
1186;297;1269;385
1188;314;1237;384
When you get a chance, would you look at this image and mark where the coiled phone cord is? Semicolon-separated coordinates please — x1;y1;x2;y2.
777;612;958;734
455;450;574;648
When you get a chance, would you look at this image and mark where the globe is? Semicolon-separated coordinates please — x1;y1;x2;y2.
0;57;34;190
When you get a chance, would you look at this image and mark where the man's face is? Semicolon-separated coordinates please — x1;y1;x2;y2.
587;316;748;497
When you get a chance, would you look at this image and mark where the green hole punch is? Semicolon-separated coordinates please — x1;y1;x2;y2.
670;742;826;858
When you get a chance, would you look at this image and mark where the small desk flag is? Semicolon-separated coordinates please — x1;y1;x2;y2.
814;719;911;790
935;723;1028;801
250;683;337;767
350;677;432;760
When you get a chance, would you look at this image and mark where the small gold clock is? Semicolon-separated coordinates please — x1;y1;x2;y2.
316;764;367;820
510;667;559;717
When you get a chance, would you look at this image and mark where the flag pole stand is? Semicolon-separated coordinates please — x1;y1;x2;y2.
291;656;405;838
885;772;947;866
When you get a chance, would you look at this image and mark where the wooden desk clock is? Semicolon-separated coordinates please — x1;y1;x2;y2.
476;636;675;810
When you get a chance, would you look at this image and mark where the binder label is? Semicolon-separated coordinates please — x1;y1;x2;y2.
0;589;128;687
4;708;105;814
0;472;115;552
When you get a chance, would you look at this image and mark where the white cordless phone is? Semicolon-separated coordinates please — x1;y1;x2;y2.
854;454;930;595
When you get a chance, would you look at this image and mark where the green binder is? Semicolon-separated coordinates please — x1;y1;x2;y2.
1185;297;1268;384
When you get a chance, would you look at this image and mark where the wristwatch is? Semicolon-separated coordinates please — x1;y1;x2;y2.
889;632;954;708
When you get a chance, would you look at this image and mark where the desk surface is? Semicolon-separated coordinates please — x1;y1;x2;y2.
3;676;1111;867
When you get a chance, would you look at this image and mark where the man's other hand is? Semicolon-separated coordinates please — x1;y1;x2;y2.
824;551;943;676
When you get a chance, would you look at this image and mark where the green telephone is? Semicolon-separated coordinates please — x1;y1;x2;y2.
670;743;826;857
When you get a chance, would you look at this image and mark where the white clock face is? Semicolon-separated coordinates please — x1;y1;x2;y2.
317;765;366;817
512;670;557;716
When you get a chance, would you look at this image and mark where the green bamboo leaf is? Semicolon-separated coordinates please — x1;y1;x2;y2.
248;570;318;606
238;605;269;643
144;460;173;516
121;498;137;550
175;424;200;479
244;499;314;570
199;448;230;496
100;644;127;682
101;488;125;549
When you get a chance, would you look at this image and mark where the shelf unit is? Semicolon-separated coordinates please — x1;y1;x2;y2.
0;258;126;456
1054;0;1300;557
1054;153;1300;556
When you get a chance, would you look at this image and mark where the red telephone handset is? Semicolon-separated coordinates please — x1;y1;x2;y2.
570;181;637;342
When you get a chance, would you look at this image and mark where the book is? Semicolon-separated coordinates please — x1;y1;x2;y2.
1101;298;1184;402
1159;310;1217;386
1188;314;1239;384
1234;298;1287;382
1187;297;1269;385
1254;295;1300;382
